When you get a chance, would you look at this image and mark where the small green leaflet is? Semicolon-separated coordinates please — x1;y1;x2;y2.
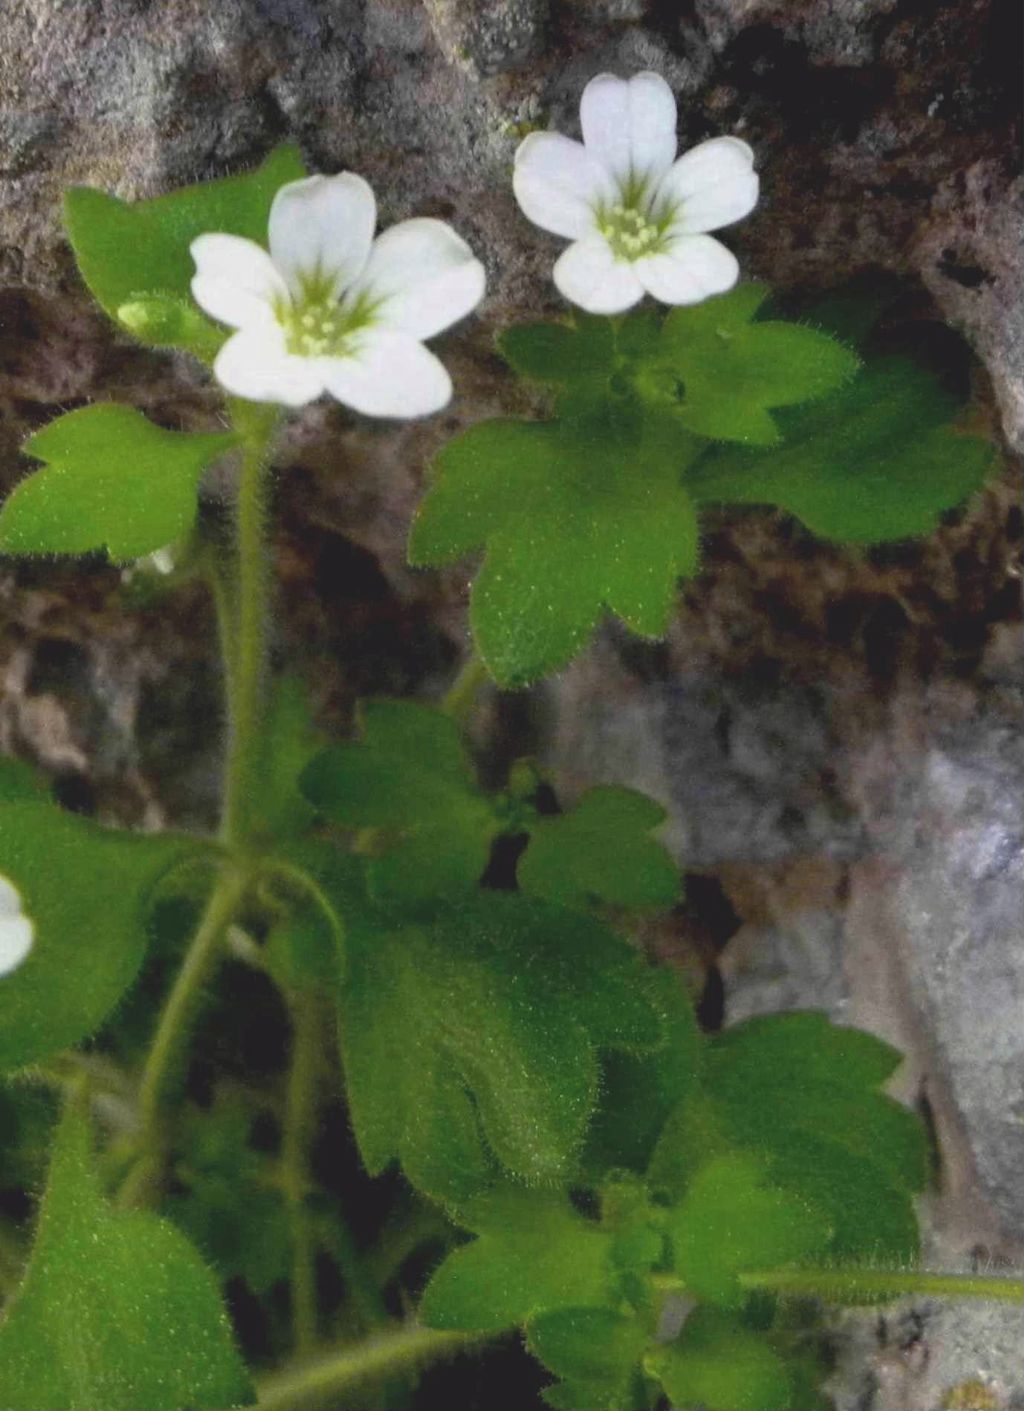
688;356;994;543
529;1307;650;1411
649;1308;805;1411
0;1104;253;1411
582;968;701;1182
667;1155;831;1309
410;408;701;687
64;144;306;358
421;1190;618;1332
0;801;196;1073
498;291;858;445
339;890;663;1203
301;700;500;904
421;1183;661;1333
518;785;680;911
413;290;993;686
0;405;236;561
165;1092;292;1296
654;284;860;445
652;1011;924;1269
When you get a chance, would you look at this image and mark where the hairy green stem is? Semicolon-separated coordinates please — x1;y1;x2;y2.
255;1326;478;1411
282;991;323;1355
222;403;279;849
119;406;279;1208
117;865;250;1208
740;1265;1024;1304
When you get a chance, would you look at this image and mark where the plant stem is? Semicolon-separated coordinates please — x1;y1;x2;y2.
255;1326;478;1411
441;650;489;723
282;990;323;1355
222;401;279;850
118;864;250;1208
740;1266;1024;1304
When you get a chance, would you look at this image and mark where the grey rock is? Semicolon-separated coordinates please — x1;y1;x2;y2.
547;637;862;868
423;0;547;75
848;691;1024;1238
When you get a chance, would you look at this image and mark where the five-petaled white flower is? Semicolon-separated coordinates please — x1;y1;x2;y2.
513;71;758;315
0;874;33;978
190;175;486;415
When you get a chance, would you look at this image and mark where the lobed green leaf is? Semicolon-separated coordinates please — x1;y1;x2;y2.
301;700;500;903
0;405;236;561
64;144;306;357
518;785;680;911
667;1155;831;1309
0;802;198;1073
650;1308;799;1411
411;411;701;687
655;284;860;446
338;890;664;1203
688;357;994;543
0;1104;253;1411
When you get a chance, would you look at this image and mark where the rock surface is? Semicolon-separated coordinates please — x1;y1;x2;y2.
1;0;1021;1401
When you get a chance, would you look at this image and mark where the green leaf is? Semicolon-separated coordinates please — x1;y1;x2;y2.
518;785;680;911
410;411;701;687
703;1013;924;1265
425;1179;665;1343
499;317;617;385
582;969;701;1181
301;700;499;903
706;1011;928;1193
0;405;236;561
64;144;306;357
421;1184;659;1333
0;802;196;1073
0;756;48;802
165;1092;291;1295
654;284;860;446
667;1155;831;1309
0;1103;253;1411
339;891;663;1202
759;1131;920;1266
688;357;995;543
650;1308;796;1411
528;1307;648;1411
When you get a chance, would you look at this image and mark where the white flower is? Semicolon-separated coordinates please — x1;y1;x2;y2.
190;175;486;416
0;874;34;978
513;71;758;315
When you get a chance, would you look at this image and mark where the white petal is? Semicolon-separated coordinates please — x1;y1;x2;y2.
513;132;613;239
0;875;20;918
318;329;452;419
190;234;288;329
552;237;645;315
0;876;32;978
634;234;739;306
657;137;758;234
268;173;376;299
347;218;485;341
0;916;33;977
580;71;678;190
213;325;326;407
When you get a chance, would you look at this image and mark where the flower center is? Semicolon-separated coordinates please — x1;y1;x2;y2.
280;297;353;358
600;203;662;262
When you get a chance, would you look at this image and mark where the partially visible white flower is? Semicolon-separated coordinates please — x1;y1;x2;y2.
190;175;486;416
0;875;34;978
513;71;758;315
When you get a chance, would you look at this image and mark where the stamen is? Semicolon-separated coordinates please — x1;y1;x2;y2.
599;201;663;262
